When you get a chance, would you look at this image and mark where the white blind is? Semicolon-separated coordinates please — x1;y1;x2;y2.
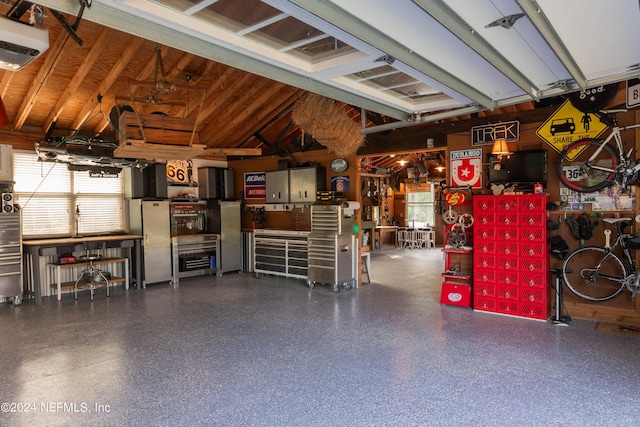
13;151;125;238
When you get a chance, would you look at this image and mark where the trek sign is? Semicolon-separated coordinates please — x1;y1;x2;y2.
536;99;608;155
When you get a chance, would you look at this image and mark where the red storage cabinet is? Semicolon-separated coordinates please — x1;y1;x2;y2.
473;194;550;320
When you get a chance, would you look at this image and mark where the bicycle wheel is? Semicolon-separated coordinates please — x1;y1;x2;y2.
562;246;627;301
556;138;619;193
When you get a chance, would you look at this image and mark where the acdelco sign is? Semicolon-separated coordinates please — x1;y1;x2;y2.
244;172;266;200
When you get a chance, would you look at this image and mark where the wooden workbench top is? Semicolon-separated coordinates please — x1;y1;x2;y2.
23;235;144;246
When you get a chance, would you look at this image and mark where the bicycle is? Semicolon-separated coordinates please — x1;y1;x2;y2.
556;110;640;193
561;217;640;302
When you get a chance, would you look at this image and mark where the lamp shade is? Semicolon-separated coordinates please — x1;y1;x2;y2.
491;138;511;155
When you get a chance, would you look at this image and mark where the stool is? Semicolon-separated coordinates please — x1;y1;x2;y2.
404;229;419;250
74;242;109;301
361;252;371;284
419;229;436;249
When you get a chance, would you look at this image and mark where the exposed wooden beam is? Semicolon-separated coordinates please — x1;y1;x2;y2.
70;37;144;132
43;28;114;134
13;28;70;131
0;129;42;151
211;83;295;147
196;147;262;159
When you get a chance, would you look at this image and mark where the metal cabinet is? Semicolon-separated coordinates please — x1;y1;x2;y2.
0;213;22;305
265;170;289;203
307;232;355;292
127;199;172;286
253;229;309;279
265;166;326;204
171;234;218;285
206;200;242;274
289;166;326;203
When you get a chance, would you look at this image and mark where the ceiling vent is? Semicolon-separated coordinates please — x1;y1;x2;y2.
0;16;49;71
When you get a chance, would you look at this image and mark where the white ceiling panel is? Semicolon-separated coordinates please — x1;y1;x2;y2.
535;0;640;83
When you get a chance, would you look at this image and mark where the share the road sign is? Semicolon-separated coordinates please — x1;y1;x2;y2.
536;99;608;154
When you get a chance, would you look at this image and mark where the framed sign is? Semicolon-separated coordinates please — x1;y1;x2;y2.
450;149;482;189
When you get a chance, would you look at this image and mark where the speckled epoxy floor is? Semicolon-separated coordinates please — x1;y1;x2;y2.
1;248;640;426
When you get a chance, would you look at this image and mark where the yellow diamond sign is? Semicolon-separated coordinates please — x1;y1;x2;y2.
536;99;608;157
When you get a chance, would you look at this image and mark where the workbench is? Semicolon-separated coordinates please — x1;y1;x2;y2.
23;234;143;305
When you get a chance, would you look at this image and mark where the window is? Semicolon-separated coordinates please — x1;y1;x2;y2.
406;184;435;228
13;151;125;238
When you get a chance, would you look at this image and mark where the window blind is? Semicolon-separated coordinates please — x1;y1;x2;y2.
13;151;125;238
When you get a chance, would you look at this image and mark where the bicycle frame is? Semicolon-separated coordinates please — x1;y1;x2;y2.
600;233;640;297
586;122;640;175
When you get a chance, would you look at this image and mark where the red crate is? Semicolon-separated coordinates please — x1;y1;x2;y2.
475;268;496;285
521;287;546;303
475;211;495;225
497;227;518;241
440;282;472;308
475;283;496;298
497;270;518;286
500;241;519;256
521;272;546;289
519;195;546;211
497;299;519;315
520;242;545;258
477;241;496;254
475;254;495;269
520;228;544;243
497;284;519;300
475;226;495;241
521;211;545;227
474;197;495;211
497;212;519;226
474;296;496;312
521;258;546;274
519;302;548;320
496;255;518;271
497;195;519;211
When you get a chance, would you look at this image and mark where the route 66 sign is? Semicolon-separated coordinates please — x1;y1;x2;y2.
166;160;192;183
450;149;482;188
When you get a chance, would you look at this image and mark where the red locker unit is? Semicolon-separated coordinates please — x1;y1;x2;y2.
472;194;550;320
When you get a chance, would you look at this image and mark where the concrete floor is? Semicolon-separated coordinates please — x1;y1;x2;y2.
1;248;640;426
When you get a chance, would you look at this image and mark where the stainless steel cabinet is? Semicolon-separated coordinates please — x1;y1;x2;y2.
265;170;289;203
266;166;326;204
307;233;354;292
206;200;242;274
0;213;22;305
290;167;325;203
171;234;218;285
127;199;172;286
253;229;309;279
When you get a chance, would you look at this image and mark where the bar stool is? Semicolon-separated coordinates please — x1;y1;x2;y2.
404;229;419;250
397;228;408;248
419;228;436;249
74;241;109;301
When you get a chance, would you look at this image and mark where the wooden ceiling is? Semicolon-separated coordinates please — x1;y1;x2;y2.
0;2;325;158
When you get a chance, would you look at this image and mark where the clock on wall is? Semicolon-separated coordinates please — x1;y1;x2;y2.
330;158;348;173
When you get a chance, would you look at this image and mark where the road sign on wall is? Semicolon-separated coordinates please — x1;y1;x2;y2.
536;99;608;154
627;78;640;109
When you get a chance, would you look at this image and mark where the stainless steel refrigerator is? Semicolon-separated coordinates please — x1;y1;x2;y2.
127;199;172;286
206;200;241;274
